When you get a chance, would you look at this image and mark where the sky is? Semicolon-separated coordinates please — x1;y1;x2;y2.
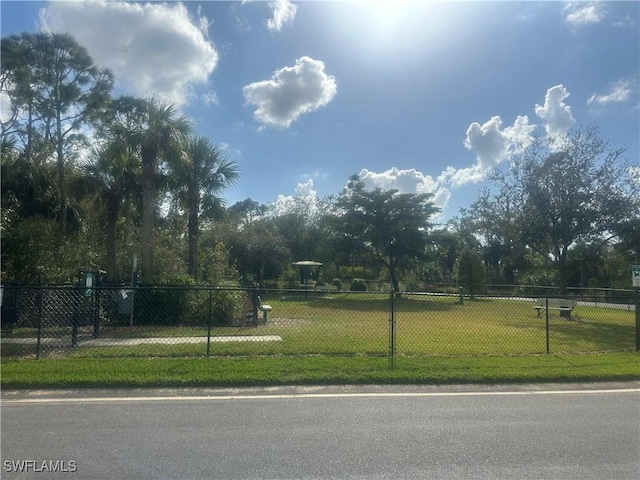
1;0;639;222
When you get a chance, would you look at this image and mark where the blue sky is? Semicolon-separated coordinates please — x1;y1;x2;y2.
2;1;639;221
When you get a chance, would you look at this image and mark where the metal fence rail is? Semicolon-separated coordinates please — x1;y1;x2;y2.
1;285;637;359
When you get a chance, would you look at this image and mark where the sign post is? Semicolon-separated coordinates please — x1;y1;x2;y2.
130;255;138;327
633;265;640;288
84;272;93;297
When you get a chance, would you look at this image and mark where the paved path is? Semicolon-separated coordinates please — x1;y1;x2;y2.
0;335;282;347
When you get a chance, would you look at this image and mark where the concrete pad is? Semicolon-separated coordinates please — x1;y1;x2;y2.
1;335;282;347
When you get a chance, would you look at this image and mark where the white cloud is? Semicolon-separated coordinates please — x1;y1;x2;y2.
354;84;576;208
218;142;241;158
0;90;13;124
445;86;574;187
294;179;317;197
613;14;635;29
347;114;538;215
267;0;297;31
39;0;219;106
464;117;511;168
357;167;451;214
563;2;606;28
202;91;219;107
243;56;337;128
587;79;637;107
504;115;537;155
272;179;318;215
535;84;575;138
439;115;535;187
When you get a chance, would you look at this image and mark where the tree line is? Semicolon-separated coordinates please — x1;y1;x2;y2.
2;32;639;292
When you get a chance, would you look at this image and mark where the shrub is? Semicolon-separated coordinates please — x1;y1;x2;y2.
212;285;246;326
349;278;367;292
338;266;366;280
331;278;343;291
280;268;299;289
315;278;325;287
260;279;279;290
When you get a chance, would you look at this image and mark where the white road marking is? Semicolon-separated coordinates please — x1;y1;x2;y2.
3;388;638;404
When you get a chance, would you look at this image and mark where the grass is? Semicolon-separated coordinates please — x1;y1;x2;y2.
2;293;637;388
2;293;636;358
2;353;638;389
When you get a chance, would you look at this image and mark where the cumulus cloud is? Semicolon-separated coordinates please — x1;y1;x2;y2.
351;84;578;213
0;90;13;124
437;115;535;188
587;79;637;107
272;179;319;215
267;0;297;31
243;56;337;128
445;86;575;187
357;167;451;215
38;0;218;106
293;179;317;197
563;2;606;28
535;84;575;138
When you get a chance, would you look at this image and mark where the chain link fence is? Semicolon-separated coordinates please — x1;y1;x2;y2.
1;284;637;359
394;292;637;357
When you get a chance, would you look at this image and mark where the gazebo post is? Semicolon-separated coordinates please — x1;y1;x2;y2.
292;261;323;290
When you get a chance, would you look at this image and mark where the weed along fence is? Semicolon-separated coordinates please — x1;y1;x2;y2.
1;285;638;360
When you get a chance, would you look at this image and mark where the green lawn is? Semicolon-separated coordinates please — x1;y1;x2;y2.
2;353;638;389
3;293;637;388
2;293;636;359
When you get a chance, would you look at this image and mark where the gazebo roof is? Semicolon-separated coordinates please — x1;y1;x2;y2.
292;261;323;267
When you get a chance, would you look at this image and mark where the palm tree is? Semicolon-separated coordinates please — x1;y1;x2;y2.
170;136;239;281
114;97;192;283
73;143;140;283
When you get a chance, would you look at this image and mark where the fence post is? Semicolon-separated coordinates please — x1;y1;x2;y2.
635;288;639;352
207;289;212;357
36;287;43;360
93;287;100;338
252;286;259;327
71;289;79;348
389;290;396;368
545;296;550;354
129;287;135;328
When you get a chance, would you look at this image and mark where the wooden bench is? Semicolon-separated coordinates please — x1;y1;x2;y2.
533;298;577;317
257;296;272;322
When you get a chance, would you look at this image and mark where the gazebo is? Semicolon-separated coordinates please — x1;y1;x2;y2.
292;261;322;287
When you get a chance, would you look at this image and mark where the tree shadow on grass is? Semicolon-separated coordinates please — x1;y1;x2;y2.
549;318;635;351
502;314;635;352
275;293;461;313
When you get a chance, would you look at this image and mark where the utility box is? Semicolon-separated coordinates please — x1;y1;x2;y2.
118;289;134;314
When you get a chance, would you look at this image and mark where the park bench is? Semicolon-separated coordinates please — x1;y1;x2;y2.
533;298;577;317
257;296;272;323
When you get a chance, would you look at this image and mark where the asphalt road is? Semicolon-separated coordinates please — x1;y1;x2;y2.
2;383;639;480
